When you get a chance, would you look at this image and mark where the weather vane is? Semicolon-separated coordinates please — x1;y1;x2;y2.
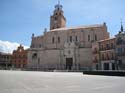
58;0;60;5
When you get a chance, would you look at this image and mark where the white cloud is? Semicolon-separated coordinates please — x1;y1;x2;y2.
0;40;29;53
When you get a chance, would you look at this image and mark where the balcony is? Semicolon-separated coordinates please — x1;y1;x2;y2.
116;40;125;45
117;53;125;56
100;46;115;51
100;57;115;61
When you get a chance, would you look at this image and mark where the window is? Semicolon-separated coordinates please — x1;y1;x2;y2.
19;55;21;58
111;53;114;59
117;37;123;45
118;48;122;55
54;17;57;20
104;63;109;70
95;34;97;41
68;50;71;54
58;37;60;43
52;37;55;44
70;36;72;42
111;43;114;48
32;53;37;59
106;53;109;60
101;45;103;50
76;36;78;41
88;35;90;41
118;60;122;65
38;58;40;64
39;44;41;48
106;44;109;49
23;64;25;67
101;54;104;60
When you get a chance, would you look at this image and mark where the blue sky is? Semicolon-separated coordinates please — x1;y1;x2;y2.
0;0;125;51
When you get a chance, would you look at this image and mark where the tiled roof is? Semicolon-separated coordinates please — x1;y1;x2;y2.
50;24;104;31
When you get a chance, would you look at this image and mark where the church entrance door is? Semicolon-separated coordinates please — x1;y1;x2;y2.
66;58;73;70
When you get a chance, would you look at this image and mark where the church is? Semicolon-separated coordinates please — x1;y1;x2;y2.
27;2;109;71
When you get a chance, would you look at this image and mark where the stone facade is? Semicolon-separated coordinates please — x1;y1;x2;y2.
27;3;109;70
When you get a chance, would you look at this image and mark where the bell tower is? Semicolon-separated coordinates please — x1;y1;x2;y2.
50;0;66;30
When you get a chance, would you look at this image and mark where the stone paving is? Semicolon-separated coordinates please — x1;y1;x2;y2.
0;70;125;93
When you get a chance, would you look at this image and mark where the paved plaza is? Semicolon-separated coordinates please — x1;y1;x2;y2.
0;70;125;93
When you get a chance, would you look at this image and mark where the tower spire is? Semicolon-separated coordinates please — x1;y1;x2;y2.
55;0;62;10
121;19;124;32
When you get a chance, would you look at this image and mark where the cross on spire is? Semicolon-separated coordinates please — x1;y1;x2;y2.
58;0;60;5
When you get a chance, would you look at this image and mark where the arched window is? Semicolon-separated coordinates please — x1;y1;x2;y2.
76;36;78;41
32;53;37;59
58;37;60;43
88;35;90;41
52;37;55;44
95;34;97;41
70;36;72;42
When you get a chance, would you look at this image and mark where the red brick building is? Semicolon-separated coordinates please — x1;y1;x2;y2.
12;44;28;68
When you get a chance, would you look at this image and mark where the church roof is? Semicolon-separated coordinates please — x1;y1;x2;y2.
50;24;105;31
98;37;116;42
